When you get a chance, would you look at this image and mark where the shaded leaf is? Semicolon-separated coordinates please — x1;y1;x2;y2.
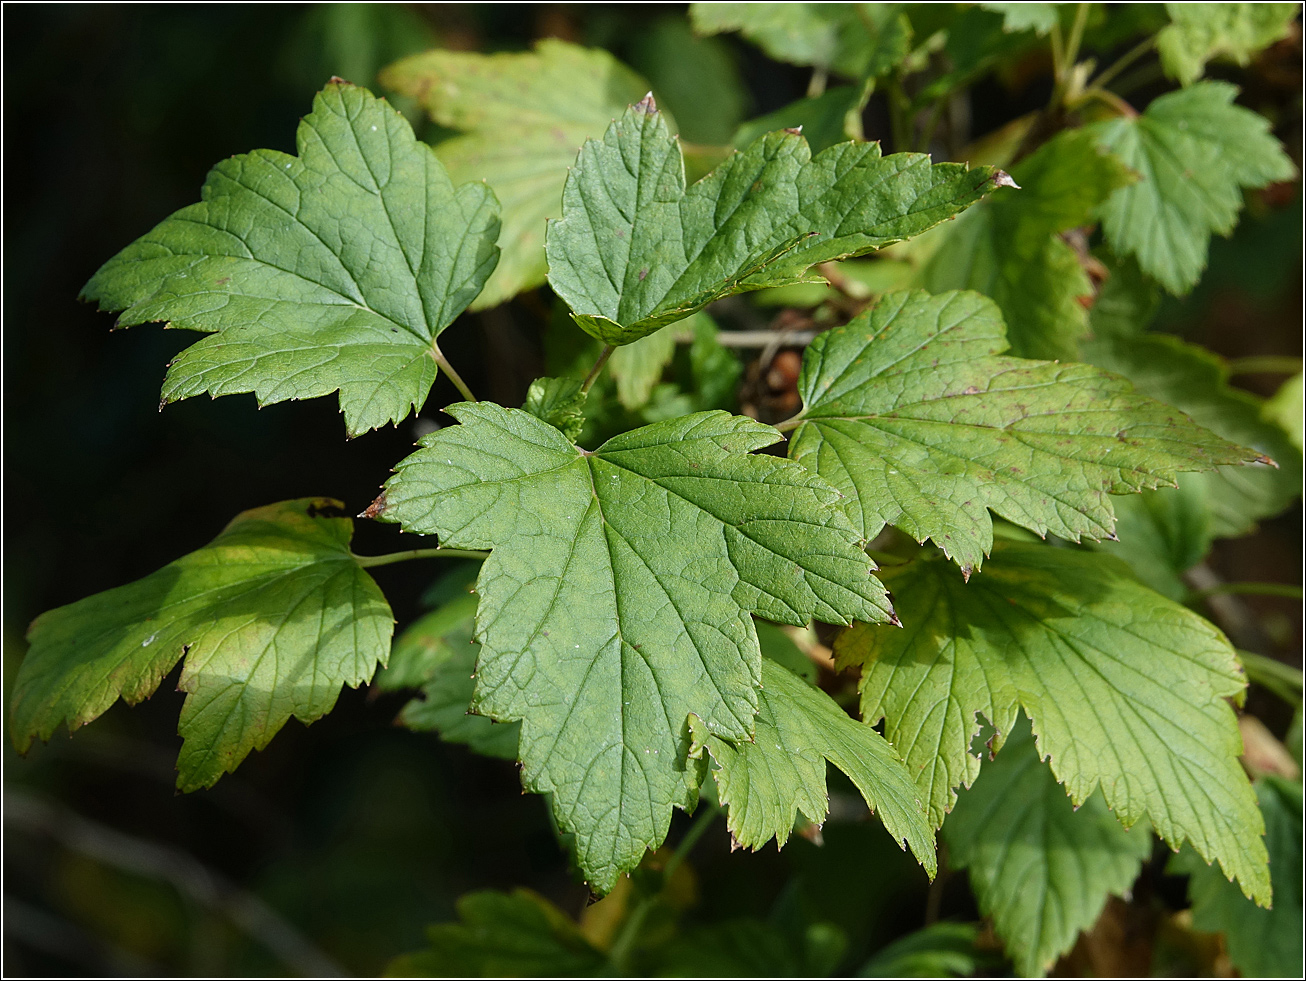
1157;3;1299;86
1091;81;1296;295
945;716;1152;977
1171;776;1303;978
82;82;500;436
374;404;891;892
788;289;1256;575
382;40;651;310
836;542;1269;905
1091;481;1212;601
10;499;392;791
1263;371;1304;453
732;81;873;156
387;889;605;977
980;3;1061;36
377;592;520;760
628;15;748;145
546;98;1008;344
690;660;935;873
858;922;987;978
610;328;679;410
523;376;588;442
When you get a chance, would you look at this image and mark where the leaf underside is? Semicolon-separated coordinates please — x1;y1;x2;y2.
945;716;1152;978
837;542;1270;905
788;289;1258;575
81;82;501;435
546;98;1009;344
691;659;936;876
374;403;891;892
11;499;393;791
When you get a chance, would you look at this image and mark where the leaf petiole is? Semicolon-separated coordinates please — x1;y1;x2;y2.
430;341;478;403
581;344;616;395
352;548;489;568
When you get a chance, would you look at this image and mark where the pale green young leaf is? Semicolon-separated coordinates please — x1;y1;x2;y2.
372;403;891;892
944;716;1152;978
1264;371;1304;453
918;128;1136;359
1091;81;1296;295
376;593;521;760
690;2;912;80
1158;3;1298;86
10;499;392;791
387;889;606;978
546;98;1008;345
979;3;1061;36
1081;332;1302;539
787;290;1257;576
81;82;500;437
609;327;679;410
836;543;1269;905
381;40;650;310
690;660;935;873
522;376;588;442
1172;777;1303;979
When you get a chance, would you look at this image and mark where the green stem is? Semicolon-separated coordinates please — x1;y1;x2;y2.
352;547;489;568
1238;649;1304;705
774;414;805;434
430;341;477;402
1063;3;1091;77
807;66;829;98
1048;19;1066;87
1071;86;1138;119
1090;34;1157;92
1191;582;1303;601
1228;355;1303;376
887;72;912;152
582;345;616;395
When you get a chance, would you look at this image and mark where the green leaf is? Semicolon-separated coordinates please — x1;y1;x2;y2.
1087;250;1159;339
1157;3;1299;86
381;40;651;311
918;128;1136;359
836;542;1270;905
979;3;1061;36
858;922;986;978
788;289;1257;575
10;499;393;791
1081;332;1302;539
81;82;500;437
944;716;1152;977
1091;81;1296;295
755;621;817;686
373;403;892;892
651;918;841;978
690;2;913;80
1091;482;1212;602
690;660;935;873
1264;371;1304;453
1171;777;1303;978
387;889;606;977
546;97;1009;344
523;376;588;443
609;327;679;410
732;81;874;155
376;593;520;760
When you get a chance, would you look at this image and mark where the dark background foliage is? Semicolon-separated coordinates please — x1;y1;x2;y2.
3;4;1300;976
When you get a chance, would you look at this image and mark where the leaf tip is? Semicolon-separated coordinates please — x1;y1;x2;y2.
361;492;387;520
783;125;803;136
634;92;657;114
991;170;1020;190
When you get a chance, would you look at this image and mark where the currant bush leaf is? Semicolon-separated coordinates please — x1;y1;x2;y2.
1171;776;1303;979
1082;332;1302;539
944;716;1152;978
918;128;1136;360
376;592;520;760
1264;371;1304;453
381;40;650;310
732;81;874;156
81;82;500;437
980;3;1061;36
1091;81;1296;295
609;327;679;410
690;659;935;874
689;2;912;80
546;97;1009;344
522;376;588;442
388;889;606;978
1157;3;1299;86
836;542;1270;905
10;499;393;791
372;403;891;891
787;289;1258;575
1090;482;1212;601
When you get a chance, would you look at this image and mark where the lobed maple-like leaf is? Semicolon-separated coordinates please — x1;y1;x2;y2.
81;82;500;436
690;659;935;874
372;403;891;892
1157;3;1299;86
381;40;650;310
787;289;1258;575
1091;81;1296;295
546;97;1009;344
944;716;1152;978
10;499;393;791
837;543;1270;905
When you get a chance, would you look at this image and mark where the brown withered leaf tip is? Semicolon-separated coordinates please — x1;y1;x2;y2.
783;126;804;136
361;492;387;519
992;170;1020;189
634;92;657;114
